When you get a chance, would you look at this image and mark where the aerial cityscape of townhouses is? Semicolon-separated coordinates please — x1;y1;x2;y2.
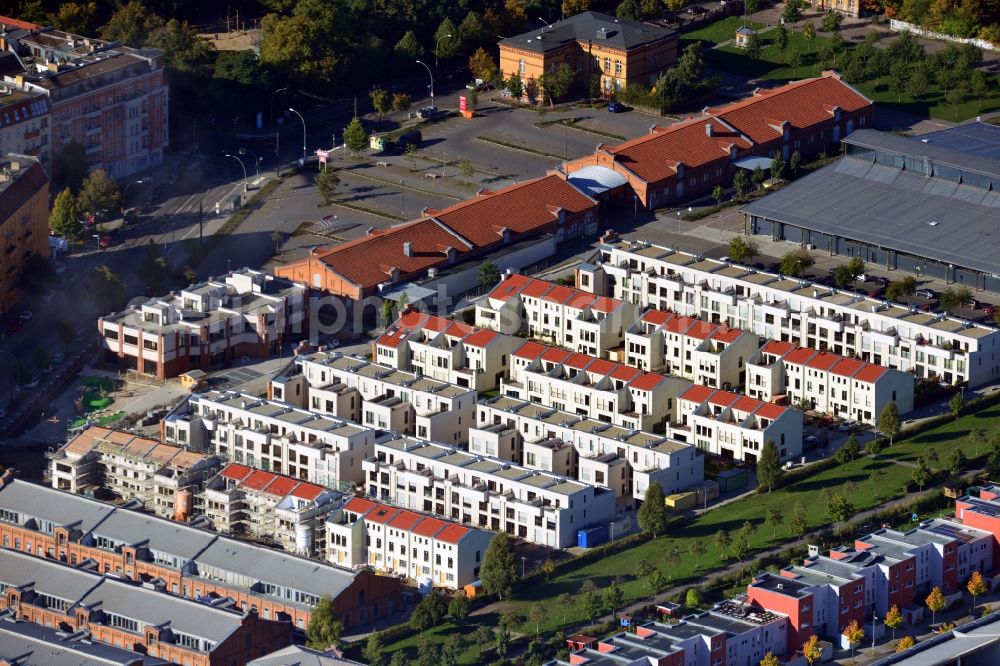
4;1;1000;665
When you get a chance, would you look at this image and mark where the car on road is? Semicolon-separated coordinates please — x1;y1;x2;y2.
686;5;708;14
838;420;858;432
99;235;112;249
607;102;624;113
18;310;32;321
22;377;40;389
804;435;819;448
916;289;935;299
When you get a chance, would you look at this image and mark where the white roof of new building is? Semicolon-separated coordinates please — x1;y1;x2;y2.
568;165;628;197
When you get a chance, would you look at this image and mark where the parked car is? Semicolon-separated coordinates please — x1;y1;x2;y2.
607;102;624;113
22;377;40;389
916;289;935;299
99;235;112;249
686;4;708;14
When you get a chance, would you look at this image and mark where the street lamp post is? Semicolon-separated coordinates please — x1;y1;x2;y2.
415;60;434;108
872;614;878;654
288;107;307;163
224;153;248;192
270;87;287;127
435;33;452;70
521;556;527;577
239;147;262;179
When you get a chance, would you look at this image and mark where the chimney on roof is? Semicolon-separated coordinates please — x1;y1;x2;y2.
705;123;713;137
403;241;413;257
366;226;376;235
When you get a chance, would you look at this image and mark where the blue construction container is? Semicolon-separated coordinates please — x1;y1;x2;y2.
577;525;609;548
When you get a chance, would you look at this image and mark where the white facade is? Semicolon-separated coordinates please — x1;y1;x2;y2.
326;497;492;590
581;237;1000;387
672;385;803;462
364;436;616;548
162;390;375;489
504;341;692;433
625;309;760;390
746;340;915;425
476;396;704;505
476;272;640;357
374;311;521;391
271;351;477;446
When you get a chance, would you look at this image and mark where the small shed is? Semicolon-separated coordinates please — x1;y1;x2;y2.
180;370;207;391
735;26;757;48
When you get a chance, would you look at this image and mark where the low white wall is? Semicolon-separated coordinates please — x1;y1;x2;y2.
889;19;998;53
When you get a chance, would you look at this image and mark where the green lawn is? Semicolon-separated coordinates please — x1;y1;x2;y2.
681;16;767;47
375;401;1000;660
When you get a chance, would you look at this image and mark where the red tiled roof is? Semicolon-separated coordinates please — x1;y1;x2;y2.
611;365;642;382
388;509;424;531
366;505;399;525
586;359;618;377
641;309;674;326
711;327;743;344
566;292;598;310
565;353;596;370
542;347;573;364
806;352;841;372
315;218;475;289
783;347;818;365
220;464;252;481
463;329;498;348
761;340;796;357
543;284;576;304
427;174;595;247
489;273;533;301
513;341;548;359
630;373;666;391
344;497;377;515
411;516;448;538
830;358;867;378
663;315;699;334
291;482;325;501
0;16;41;30
681;384;716;404
592;296;622;313
436;523;470;544
264;476;298;497
241;470;277;492
711;74;871;146
521;279;554;299
707;389;741;407
854;365;888;383
377;312;456;348
685;320;719;340
756;402;788;420
732;395;764;414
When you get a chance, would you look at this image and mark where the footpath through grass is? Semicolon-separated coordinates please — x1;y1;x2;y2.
681;16;767;47
376;400;1000;662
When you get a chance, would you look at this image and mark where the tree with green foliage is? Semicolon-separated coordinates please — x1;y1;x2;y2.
440;634;461;666
686;587;702;609
583;588;604;622
757;439;782;493
689;539;707;563
564;0;591;16
363;633;385;666
727;236;758;263
637;480;667;537
890;62;909;103
783;0;805;22
343;117;367;156
766;508;784;537
388;650;407;666
803;20;817;39
885;276;918;302
949;392;966;419
391;92;412;121
214;50;268;86
751;165;766;190
458;159;475;185
821;10;843;31
715;529;732;558
448;593;470;623
948;447;969;476
395;30;424;60
912;455;933;491
435;18;460;61
878;401;901;446
471;625;493;661
528;601;545;636
926;586;946;625
148;19;212;71
306;596;342;650
100;0;164;47
779;250;814;277
771;153;786;181
481;532;517;600
49;1;98;36
788;503;808;536
540;63;575;106
775;25;789;58
459;11;487;52
866;439;884;458
746;33;761;60
616;0;642;21
605;579;624;618
833;257;865;287
49;189;81;239
827;492;854;523
417;638;438;666
835;433;861;464
370;88;391;123
478;261;501;288
316;168;340;205
508;72;524;100
78;169;121;226
733;168;749;201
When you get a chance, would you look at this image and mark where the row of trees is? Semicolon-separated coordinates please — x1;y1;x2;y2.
49;168;122;240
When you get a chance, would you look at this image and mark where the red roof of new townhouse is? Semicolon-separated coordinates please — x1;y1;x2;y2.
387;509;424;531
762;341;891;384
376;311;473;349
218;464;329;502
421;174;595;248
486;273;626;314
516;341;669;391
684;386;789;420
513;341;549;360
681;384;716;404
345;499;474;543
344;496;378;516
0;16;41;30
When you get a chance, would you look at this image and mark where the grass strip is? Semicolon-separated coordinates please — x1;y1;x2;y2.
476;135;565;160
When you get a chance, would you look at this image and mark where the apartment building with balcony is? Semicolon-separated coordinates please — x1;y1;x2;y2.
475;395;703;506
0;19;168;177
0;90;49;163
374;311;521;391
0;477;402;630
504;341;691;433
200;463;343;556
0;153;47;315
476;272;639;357
0;550;292;666
48;426;220;520
162;390;375;490
954;486;1000;563
747;340;915;424
671;385;802;463
98;269;307;380
625;308;760;389
270;350;476;446
364;436;616;548
578;235;1000;387
326;496;493;590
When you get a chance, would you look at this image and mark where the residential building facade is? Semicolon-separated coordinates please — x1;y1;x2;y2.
326;496;493;590
0;19;168;177
270;350;477;446
671;384;802;463
579;235;1000;387
747;340;915;424
0;90;49;164
98;269;307;380
48;426;220;520
364;436;617;548
162;390;375;489
0;153;47;315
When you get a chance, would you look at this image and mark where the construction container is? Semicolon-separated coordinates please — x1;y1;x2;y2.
717;468;748;493
576;525;608;549
690;480;720;506
664;491;698;512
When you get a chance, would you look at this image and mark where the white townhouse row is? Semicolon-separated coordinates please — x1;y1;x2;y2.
580;235;1000;387
161;390;376;490
504;341;692;433
624;308;761;390
363;436;617;548
671;385;803;463
475;395;704;508
200;463;344;557
747;340;915;425
326;496;493;590
98;269;307;380
270;350;477;446
374;311;521;391
475;272;640;358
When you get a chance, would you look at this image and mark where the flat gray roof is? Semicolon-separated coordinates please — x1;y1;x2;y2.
844;128;1000;179
0;479;116;535
909;121;1000;164
0;620;169;666
742;151;1000;276
248;644;365;666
